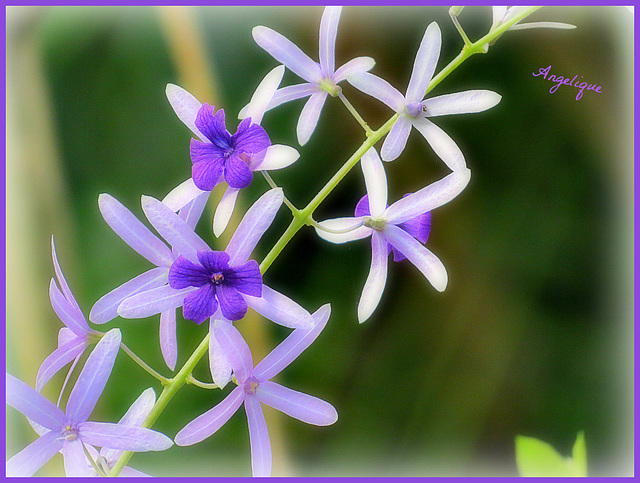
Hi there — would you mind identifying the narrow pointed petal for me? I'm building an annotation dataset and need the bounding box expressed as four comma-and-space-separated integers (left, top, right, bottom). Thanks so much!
333, 56, 376, 83
36, 337, 85, 391
346, 71, 405, 111
385, 168, 471, 225
141, 195, 211, 264
383, 225, 448, 291
79, 422, 173, 451
314, 217, 372, 244
160, 310, 177, 370
163, 178, 206, 213
165, 83, 206, 141
257, 381, 337, 426
509, 21, 577, 30
297, 91, 327, 146
381, 115, 412, 161
179, 190, 210, 230
263, 83, 318, 111
406, 22, 441, 102
492, 6, 508, 26
90, 267, 169, 324
98, 194, 174, 267
503, 6, 529, 24
357, 233, 389, 323
49, 279, 89, 336
63, 438, 91, 477
118, 285, 193, 319
213, 321, 253, 383
361, 148, 387, 216
224, 153, 254, 189
210, 318, 233, 388
50, 236, 80, 311
254, 304, 331, 381
319, 6, 341, 76
6, 431, 64, 477
6, 373, 66, 429
213, 186, 239, 237
226, 188, 284, 265
119, 388, 156, 427
66, 328, 121, 423
217, 285, 248, 321
244, 397, 272, 477
253, 144, 300, 171
243, 65, 285, 126
253, 26, 322, 83
245, 285, 313, 329
175, 386, 244, 446
423, 90, 501, 117
411, 117, 466, 171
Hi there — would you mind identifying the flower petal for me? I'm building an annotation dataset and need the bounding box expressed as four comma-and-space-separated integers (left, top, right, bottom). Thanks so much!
224, 153, 254, 189
213, 186, 239, 237
36, 337, 86, 392
197, 250, 231, 273
383, 224, 448, 291
183, 284, 218, 324
233, 119, 271, 156
179, 190, 210, 230
254, 304, 331, 381
190, 141, 226, 191
319, 6, 341, 76
165, 83, 206, 141
346, 71, 405, 111
163, 178, 206, 213
411, 117, 466, 172
314, 217, 372, 244
98, 193, 174, 267
169, 255, 211, 289
244, 396, 272, 477
50, 236, 80, 311
257, 381, 337, 426
242, 65, 285, 126
63, 438, 91, 476
297, 91, 328, 146
263, 83, 318, 111
49, 278, 89, 336
252, 26, 322, 83
117, 285, 193, 319
79, 422, 173, 451
6, 431, 63, 477
195, 104, 230, 145
423, 90, 502, 117
253, 144, 300, 171
360, 148, 387, 216
213, 319, 253, 383
216, 284, 248, 321
245, 285, 313, 329
6, 373, 66, 429
333, 56, 376, 83
209, 317, 233, 388
509, 21, 577, 30
384, 168, 471, 225
406, 21, 441, 102
225, 260, 262, 297
160, 310, 177, 370
175, 386, 245, 446
381, 115, 413, 162
357, 232, 389, 323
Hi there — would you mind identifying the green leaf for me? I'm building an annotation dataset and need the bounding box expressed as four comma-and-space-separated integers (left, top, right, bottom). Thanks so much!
515, 433, 587, 477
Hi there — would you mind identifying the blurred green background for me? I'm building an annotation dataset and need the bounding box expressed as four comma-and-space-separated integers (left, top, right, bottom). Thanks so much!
6, 6, 634, 477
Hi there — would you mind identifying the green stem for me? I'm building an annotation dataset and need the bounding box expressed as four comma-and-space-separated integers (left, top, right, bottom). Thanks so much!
338, 92, 373, 135
451, 15, 472, 47
261, 171, 299, 215
120, 343, 170, 385
187, 374, 219, 390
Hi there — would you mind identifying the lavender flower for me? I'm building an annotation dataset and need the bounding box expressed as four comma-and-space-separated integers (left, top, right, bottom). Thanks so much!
175, 305, 337, 477
249, 6, 375, 145
315, 148, 470, 323
6, 329, 173, 477
165, 66, 300, 236
347, 22, 501, 168
491, 6, 576, 33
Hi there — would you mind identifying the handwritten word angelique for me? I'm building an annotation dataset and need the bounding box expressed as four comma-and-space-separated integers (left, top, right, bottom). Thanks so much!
533, 65, 602, 100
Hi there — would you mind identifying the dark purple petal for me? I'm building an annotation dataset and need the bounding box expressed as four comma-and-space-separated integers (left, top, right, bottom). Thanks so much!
233, 118, 271, 155
354, 194, 371, 217
169, 256, 210, 289
190, 140, 225, 191
6, 431, 64, 477
224, 153, 253, 189
182, 284, 218, 324
216, 284, 248, 321
195, 104, 231, 147
197, 250, 230, 273
225, 260, 262, 297
6, 373, 66, 429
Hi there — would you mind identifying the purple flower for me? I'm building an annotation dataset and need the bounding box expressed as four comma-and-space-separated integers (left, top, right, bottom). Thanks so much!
249, 6, 375, 145
315, 148, 471, 323
165, 66, 300, 236
347, 22, 501, 167
175, 305, 337, 477
37, 237, 102, 392
6, 329, 173, 477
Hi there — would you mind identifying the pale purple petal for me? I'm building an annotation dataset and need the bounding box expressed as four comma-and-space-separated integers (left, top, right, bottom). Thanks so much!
165, 83, 206, 141
423, 90, 501, 117
90, 267, 169, 324
361, 148, 387, 216
209, 318, 233, 388
411, 117, 466, 171
244, 396, 271, 477
6, 373, 66, 429
264, 83, 318, 111
58, 326, 77, 346
245, 285, 313, 329
381, 113, 412, 162
118, 285, 192, 319
163, 178, 206, 213
254, 304, 331, 381
213, 186, 239, 237
63, 438, 91, 477
383, 224, 448, 291
119, 467, 151, 477
79, 422, 173, 451
253, 144, 300, 171
314, 217, 372, 244
252, 26, 322, 83
319, 6, 341, 76
297, 91, 328, 146
179, 190, 210, 230
216, 285, 248, 321
243, 65, 285, 126
256, 381, 337, 426
98, 194, 174, 267
183, 284, 218, 324
503, 6, 529, 24
117, 388, 156, 427
36, 337, 86, 392
492, 6, 508, 26
49, 279, 89, 336
66, 329, 121, 423
6, 431, 64, 477
333, 56, 376, 83
406, 22, 441, 102
346, 71, 405, 111
385, 168, 471, 225
509, 21, 577, 30
213, 322, 253, 383
175, 386, 245, 445
226, 187, 284, 266
357, 232, 389, 324
141, 195, 211, 264
160, 310, 177, 370
50, 236, 80, 311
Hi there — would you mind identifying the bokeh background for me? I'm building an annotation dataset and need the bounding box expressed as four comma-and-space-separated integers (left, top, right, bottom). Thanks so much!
6, 5, 634, 477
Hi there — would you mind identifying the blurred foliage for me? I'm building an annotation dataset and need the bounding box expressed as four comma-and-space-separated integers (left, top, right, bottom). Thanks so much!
515, 432, 587, 476
6, 5, 633, 477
